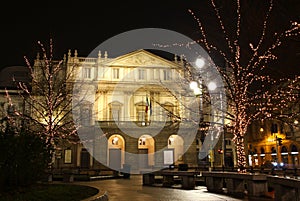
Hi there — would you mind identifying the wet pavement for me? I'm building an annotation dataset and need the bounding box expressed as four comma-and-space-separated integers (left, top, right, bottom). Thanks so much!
77, 175, 249, 201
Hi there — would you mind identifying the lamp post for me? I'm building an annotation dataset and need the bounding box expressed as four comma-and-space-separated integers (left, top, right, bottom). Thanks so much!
190, 58, 226, 171
190, 58, 206, 169
194, 58, 205, 124
207, 82, 216, 171
208, 81, 226, 170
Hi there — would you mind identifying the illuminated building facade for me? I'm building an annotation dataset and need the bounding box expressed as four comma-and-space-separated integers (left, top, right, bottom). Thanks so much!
62, 49, 206, 173
247, 119, 300, 169
0, 49, 236, 174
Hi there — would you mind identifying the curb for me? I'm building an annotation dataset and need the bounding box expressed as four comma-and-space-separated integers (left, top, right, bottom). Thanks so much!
89, 191, 109, 201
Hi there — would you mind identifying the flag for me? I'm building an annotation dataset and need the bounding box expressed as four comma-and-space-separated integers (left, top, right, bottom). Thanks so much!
149, 98, 152, 116
145, 96, 149, 113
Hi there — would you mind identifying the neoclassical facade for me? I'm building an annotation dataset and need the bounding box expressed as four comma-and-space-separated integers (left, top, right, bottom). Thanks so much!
0, 49, 236, 174
64, 49, 206, 173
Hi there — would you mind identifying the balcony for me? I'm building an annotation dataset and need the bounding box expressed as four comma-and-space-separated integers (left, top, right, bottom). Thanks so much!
96, 120, 180, 128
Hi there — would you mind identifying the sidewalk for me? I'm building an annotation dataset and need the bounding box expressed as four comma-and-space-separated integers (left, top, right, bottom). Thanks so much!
75, 175, 248, 201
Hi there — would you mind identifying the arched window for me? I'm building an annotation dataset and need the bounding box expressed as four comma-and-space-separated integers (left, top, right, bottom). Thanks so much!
260, 147, 265, 156
281, 146, 288, 155
163, 102, 174, 122
253, 148, 258, 156
291, 145, 298, 155
271, 147, 276, 155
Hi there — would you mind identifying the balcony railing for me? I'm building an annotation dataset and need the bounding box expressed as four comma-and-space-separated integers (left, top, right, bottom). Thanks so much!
96, 120, 181, 128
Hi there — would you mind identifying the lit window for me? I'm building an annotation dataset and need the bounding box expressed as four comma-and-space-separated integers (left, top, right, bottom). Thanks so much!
163, 69, 171, 80
138, 69, 146, 80
138, 110, 145, 122
139, 137, 146, 145
83, 68, 91, 79
109, 102, 121, 122
99, 68, 105, 78
64, 149, 72, 163
112, 136, 119, 145
155, 69, 160, 80
168, 136, 174, 145
113, 68, 120, 79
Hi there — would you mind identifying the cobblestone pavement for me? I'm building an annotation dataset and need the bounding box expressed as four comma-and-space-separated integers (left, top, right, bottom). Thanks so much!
77, 175, 250, 201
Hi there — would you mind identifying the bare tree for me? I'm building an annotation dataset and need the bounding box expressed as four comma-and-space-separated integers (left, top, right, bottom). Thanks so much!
16, 40, 80, 154
186, 0, 300, 171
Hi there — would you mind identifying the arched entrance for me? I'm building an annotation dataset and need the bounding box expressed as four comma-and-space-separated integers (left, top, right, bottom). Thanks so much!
271, 147, 277, 162
138, 135, 155, 170
168, 135, 184, 165
108, 134, 125, 171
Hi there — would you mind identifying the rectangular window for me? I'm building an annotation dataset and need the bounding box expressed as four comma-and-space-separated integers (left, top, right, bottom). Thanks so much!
113, 68, 120, 79
81, 107, 91, 126
163, 69, 171, 80
225, 139, 231, 146
155, 69, 160, 80
110, 108, 120, 121
138, 69, 146, 80
64, 149, 72, 163
99, 67, 105, 78
138, 110, 145, 122
83, 68, 91, 79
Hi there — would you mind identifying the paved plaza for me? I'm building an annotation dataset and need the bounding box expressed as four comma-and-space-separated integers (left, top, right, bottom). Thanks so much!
76, 175, 254, 201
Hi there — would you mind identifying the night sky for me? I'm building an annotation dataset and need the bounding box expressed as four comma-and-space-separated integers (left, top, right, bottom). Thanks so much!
1, 1, 299, 77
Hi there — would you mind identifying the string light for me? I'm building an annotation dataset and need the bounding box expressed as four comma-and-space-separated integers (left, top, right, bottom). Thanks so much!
184, 1, 299, 172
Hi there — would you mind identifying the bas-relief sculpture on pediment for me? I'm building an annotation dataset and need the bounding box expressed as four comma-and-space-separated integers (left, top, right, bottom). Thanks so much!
107, 52, 176, 67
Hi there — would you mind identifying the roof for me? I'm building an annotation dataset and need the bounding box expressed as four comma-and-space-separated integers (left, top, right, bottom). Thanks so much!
0, 66, 30, 89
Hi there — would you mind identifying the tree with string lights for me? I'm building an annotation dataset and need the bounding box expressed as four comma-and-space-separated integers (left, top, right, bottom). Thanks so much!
186, 0, 300, 171
268, 75, 300, 127
16, 39, 83, 168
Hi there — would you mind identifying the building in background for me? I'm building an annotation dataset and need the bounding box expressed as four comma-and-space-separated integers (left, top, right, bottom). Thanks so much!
0, 66, 30, 128
247, 118, 300, 169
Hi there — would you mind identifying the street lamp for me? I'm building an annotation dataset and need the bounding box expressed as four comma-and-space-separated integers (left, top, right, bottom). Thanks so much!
191, 58, 226, 171
189, 80, 203, 123
207, 82, 217, 91
195, 58, 204, 123
190, 57, 206, 169
195, 58, 205, 69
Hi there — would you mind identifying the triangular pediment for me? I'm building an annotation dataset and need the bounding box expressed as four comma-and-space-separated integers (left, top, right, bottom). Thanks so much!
106, 49, 180, 68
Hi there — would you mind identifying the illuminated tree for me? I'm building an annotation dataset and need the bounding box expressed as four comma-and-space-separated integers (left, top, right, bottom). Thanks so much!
267, 75, 300, 126
186, 0, 300, 171
16, 39, 81, 159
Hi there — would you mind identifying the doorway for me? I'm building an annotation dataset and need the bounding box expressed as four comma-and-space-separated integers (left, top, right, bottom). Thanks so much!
109, 148, 121, 171
138, 149, 149, 169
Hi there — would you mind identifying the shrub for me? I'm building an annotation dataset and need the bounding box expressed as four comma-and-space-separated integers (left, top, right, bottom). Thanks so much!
0, 126, 52, 191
